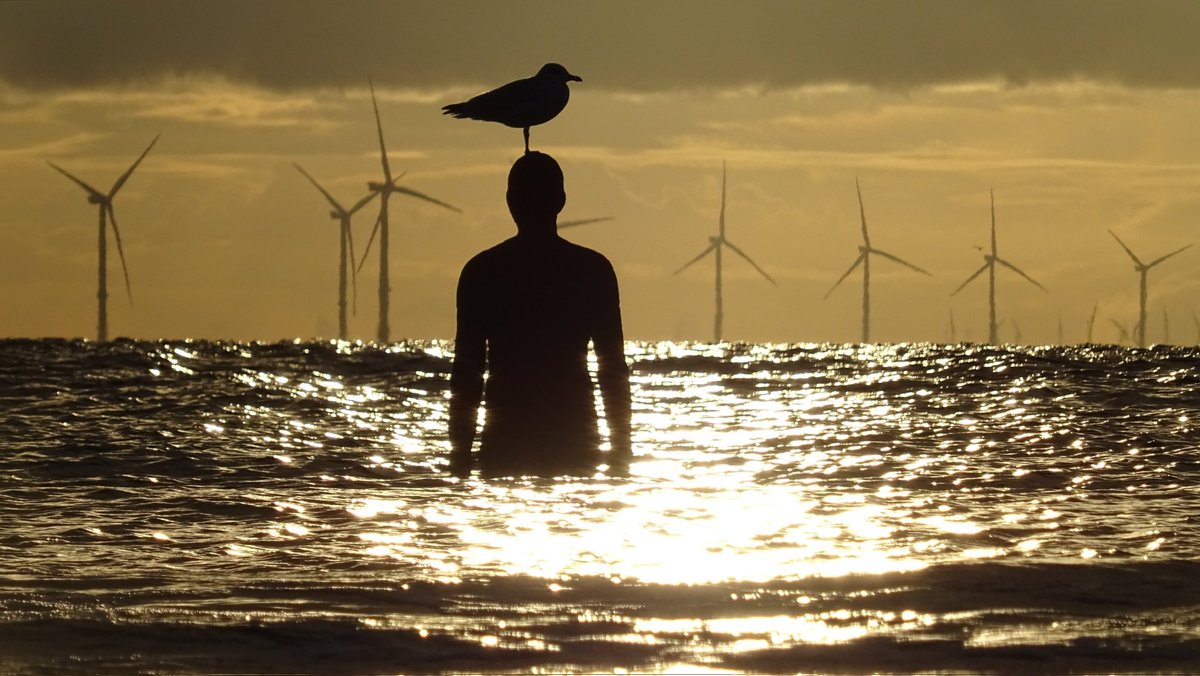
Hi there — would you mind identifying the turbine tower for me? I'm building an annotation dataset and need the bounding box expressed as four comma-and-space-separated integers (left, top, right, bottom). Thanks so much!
359, 78, 461, 343
1086, 302, 1099, 343
294, 163, 378, 340
47, 134, 159, 342
674, 162, 776, 342
824, 178, 930, 343
1107, 230, 1191, 348
951, 191, 1046, 344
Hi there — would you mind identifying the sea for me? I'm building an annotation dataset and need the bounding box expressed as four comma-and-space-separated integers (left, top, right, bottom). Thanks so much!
1, 338, 1199, 674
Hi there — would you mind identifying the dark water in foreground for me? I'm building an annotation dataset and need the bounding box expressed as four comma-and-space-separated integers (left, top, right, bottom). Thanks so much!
1, 338, 1199, 674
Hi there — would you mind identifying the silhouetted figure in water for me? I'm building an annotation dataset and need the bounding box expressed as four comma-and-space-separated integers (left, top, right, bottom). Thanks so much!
449, 152, 631, 476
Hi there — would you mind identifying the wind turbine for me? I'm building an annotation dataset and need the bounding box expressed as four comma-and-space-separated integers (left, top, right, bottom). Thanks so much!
47, 134, 159, 342
947, 308, 957, 343
673, 162, 776, 342
559, 216, 614, 229
294, 163, 378, 340
951, 191, 1047, 344
1107, 230, 1191, 348
825, 179, 930, 343
1192, 310, 1199, 345
1086, 303, 1098, 343
1109, 318, 1131, 346
358, 78, 461, 343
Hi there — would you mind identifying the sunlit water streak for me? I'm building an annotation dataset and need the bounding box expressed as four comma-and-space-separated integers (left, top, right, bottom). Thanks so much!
1, 338, 1199, 673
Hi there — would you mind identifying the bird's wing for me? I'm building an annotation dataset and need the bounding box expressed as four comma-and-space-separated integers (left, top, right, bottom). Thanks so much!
442, 77, 545, 126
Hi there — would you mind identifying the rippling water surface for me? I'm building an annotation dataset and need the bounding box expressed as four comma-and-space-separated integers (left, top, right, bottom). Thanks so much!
2, 338, 1199, 673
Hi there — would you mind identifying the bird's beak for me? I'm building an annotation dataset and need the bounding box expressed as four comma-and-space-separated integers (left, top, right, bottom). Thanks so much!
570, 74, 583, 82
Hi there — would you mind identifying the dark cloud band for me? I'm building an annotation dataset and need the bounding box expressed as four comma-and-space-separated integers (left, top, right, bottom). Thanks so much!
2, 0, 1198, 91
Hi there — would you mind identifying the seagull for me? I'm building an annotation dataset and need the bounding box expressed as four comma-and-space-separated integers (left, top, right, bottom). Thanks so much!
441, 63, 582, 153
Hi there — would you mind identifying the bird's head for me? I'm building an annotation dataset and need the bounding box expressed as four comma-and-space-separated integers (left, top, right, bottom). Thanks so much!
538, 63, 582, 83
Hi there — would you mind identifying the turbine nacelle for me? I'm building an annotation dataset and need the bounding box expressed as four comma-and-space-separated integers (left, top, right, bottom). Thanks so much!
87, 194, 109, 206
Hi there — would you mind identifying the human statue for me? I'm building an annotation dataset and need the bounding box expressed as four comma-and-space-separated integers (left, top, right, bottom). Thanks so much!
448, 151, 631, 476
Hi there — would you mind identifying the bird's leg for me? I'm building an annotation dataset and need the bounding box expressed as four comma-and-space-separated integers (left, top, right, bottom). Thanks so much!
523, 127, 530, 154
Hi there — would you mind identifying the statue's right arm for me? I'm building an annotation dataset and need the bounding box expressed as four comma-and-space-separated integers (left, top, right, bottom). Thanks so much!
449, 261, 486, 472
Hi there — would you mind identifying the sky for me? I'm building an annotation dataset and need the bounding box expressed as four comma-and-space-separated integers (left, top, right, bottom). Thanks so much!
3, 0, 1200, 344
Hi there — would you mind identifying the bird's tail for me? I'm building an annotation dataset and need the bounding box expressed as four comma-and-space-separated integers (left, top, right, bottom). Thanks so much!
441, 102, 469, 118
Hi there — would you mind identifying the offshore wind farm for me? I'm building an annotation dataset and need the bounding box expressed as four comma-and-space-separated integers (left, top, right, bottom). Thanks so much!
6, 4, 1200, 675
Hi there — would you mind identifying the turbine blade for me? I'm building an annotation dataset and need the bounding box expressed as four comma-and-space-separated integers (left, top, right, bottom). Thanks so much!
1107, 230, 1143, 266
108, 133, 160, 198
989, 189, 997, 256
47, 162, 104, 198
951, 261, 990, 296
347, 190, 380, 216
673, 242, 717, 276
559, 216, 614, 229
825, 252, 865, 299
346, 223, 359, 316
369, 77, 392, 182
872, 248, 931, 275
856, 177, 869, 247
1147, 243, 1192, 268
390, 181, 462, 214
106, 204, 133, 306
719, 161, 727, 239
293, 162, 345, 214
724, 239, 777, 285
995, 257, 1047, 292
357, 210, 382, 274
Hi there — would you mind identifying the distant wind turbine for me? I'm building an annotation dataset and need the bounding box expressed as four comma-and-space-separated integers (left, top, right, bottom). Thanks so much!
1192, 310, 1199, 345
1109, 318, 1131, 346
674, 162, 776, 342
1107, 230, 1191, 348
294, 163, 378, 340
824, 179, 930, 343
47, 134, 159, 342
951, 191, 1047, 344
947, 308, 957, 343
559, 216, 614, 230
358, 78, 461, 343
1086, 303, 1099, 343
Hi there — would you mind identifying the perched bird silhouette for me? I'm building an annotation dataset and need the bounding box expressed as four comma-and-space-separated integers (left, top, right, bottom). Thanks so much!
442, 63, 582, 153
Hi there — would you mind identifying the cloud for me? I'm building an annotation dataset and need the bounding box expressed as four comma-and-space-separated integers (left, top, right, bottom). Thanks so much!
1, 1, 1199, 92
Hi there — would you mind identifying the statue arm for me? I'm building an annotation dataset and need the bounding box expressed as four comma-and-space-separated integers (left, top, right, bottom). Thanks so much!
449, 263, 486, 472
594, 260, 632, 464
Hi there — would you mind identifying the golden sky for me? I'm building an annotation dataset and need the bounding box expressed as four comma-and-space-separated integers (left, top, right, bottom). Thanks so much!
3, 0, 1200, 343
